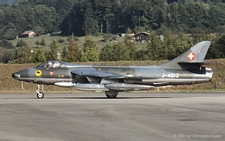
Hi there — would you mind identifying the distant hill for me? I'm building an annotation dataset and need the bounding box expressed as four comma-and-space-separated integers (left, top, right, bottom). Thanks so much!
0, 0, 19, 4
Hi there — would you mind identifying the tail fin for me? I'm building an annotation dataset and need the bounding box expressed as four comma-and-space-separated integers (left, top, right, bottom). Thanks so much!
159, 41, 211, 69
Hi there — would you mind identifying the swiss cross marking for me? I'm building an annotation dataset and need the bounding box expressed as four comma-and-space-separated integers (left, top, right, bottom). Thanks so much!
187, 52, 195, 61
50, 72, 54, 76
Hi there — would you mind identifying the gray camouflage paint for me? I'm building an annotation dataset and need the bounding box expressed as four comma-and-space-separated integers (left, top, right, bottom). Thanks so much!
12, 41, 213, 98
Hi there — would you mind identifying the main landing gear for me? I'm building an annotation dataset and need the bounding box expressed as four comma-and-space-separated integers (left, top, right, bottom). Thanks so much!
36, 84, 44, 99
105, 91, 118, 98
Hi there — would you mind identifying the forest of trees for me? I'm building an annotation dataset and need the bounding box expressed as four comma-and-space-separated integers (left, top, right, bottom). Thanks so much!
0, 0, 225, 63
60, 0, 225, 36
0, 0, 225, 39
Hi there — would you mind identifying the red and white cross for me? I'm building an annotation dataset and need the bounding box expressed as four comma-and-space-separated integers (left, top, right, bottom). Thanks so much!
187, 52, 195, 61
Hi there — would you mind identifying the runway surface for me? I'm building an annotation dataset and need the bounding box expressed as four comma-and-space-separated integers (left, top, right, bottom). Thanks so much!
0, 92, 224, 141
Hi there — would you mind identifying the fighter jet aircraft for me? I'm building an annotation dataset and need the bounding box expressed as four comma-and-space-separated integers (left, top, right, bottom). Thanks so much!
12, 41, 213, 99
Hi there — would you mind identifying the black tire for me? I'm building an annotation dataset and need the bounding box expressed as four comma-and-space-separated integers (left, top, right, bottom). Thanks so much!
37, 92, 44, 99
105, 91, 118, 98
106, 94, 117, 98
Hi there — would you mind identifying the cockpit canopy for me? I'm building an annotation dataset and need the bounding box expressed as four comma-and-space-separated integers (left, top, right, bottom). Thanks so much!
36, 60, 67, 68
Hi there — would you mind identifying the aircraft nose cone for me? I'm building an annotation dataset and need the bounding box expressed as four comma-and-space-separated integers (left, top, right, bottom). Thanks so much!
12, 73, 20, 78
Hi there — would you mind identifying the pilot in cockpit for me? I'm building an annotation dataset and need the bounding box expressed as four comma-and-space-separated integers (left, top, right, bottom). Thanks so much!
53, 61, 60, 68
47, 61, 53, 68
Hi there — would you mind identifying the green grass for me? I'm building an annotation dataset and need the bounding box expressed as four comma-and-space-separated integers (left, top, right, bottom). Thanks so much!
9, 33, 147, 54
10, 33, 106, 52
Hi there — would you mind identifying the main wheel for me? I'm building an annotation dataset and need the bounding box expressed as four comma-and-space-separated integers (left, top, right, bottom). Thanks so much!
37, 92, 44, 99
105, 91, 118, 98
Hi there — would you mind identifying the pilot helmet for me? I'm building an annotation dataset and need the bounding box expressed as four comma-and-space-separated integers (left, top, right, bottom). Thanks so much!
48, 61, 53, 67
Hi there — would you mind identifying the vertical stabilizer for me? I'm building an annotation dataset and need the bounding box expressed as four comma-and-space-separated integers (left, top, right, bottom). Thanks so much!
159, 41, 211, 69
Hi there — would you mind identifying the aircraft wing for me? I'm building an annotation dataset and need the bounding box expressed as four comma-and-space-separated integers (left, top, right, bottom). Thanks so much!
70, 70, 125, 79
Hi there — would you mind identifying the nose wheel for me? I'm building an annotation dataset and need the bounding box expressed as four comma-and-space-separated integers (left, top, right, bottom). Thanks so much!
37, 92, 44, 99
36, 84, 44, 99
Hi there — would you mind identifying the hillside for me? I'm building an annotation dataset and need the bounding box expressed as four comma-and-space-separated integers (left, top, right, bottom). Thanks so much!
1, 0, 225, 40
10, 33, 106, 50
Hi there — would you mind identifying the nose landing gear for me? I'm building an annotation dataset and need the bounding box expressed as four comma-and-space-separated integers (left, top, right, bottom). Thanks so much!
36, 84, 44, 99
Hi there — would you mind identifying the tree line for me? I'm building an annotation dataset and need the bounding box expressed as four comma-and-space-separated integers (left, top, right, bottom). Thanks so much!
0, 0, 225, 39
9, 34, 98, 63
0, 29, 223, 64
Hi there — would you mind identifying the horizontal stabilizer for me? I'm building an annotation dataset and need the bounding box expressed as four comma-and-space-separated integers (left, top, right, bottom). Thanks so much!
178, 62, 214, 65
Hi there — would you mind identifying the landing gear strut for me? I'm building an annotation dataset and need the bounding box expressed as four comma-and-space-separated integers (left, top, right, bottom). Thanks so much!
105, 91, 118, 98
36, 84, 44, 99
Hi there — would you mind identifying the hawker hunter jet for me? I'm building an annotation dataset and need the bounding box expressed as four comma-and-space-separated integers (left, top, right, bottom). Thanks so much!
12, 41, 213, 99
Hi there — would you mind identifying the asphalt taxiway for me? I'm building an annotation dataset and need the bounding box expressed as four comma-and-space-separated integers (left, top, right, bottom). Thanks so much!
0, 93, 224, 141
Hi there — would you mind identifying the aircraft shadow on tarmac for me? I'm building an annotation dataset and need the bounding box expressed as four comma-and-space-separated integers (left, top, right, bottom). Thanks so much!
45, 96, 172, 99
0, 96, 172, 100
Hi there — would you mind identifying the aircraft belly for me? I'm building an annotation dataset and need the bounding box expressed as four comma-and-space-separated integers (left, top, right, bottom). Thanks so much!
72, 83, 155, 91
19, 77, 72, 84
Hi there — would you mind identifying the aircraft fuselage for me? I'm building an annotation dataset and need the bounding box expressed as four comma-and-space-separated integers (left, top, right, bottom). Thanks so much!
13, 65, 213, 86
12, 41, 214, 98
